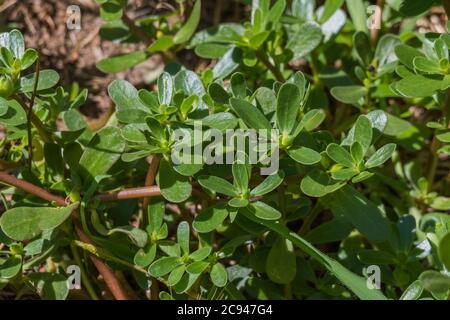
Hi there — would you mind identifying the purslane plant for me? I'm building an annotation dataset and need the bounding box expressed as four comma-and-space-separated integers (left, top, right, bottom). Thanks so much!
0, 0, 450, 301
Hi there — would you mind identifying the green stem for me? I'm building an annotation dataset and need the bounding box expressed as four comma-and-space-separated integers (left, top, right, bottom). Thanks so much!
0, 192, 9, 210
70, 243, 100, 300
427, 90, 450, 192
26, 56, 40, 168
142, 155, 161, 226
426, 136, 440, 193
241, 210, 329, 262
29, 112, 53, 143
310, 51, 321, 84
14, 95, 53, 144
277, 184, 286, 217
22, 244, 57, 270
298, 202, 323, 235
255, 50, 285, 82
121, 13, 152, 46
73, 240, 147, 274
121, 12, 177, 62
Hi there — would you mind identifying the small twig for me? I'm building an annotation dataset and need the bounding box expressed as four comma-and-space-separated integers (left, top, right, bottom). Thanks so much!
70, 25, 101, 61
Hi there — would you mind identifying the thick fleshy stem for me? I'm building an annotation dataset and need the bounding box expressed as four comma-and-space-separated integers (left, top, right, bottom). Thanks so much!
93, 185, 161, 202
142, 156, 161, 220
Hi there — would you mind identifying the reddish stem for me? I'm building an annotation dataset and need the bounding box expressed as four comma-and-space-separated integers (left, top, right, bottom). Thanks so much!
94, 185, 161, 202
0, 171, 129, 300
143, 156, 161, 216
0, 172, 68, 206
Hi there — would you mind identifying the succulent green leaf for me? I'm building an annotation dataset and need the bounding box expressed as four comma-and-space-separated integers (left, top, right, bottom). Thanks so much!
365, 143, 396, 168
96, 51, 147, 73
326, 143, 354, 167
0, 256, 22, 279
229, 98, 272, 130
250, 171, 285, 197
248, 201, 282, 220
173, 0, 201, 44
0, 203, 79, 241
277, 83, 301, 135
79, 127, 126, 180
287, 146, 322, 165
197, 175, 239, 197
158, 72, 174, 105
157, 159, 192, 203
148, 256, 183, 277
193, 204, 229, 233
210, 262, 227, 287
